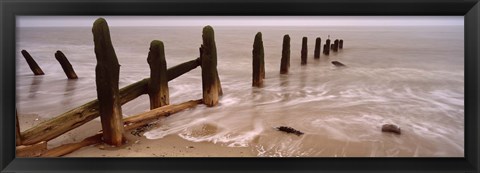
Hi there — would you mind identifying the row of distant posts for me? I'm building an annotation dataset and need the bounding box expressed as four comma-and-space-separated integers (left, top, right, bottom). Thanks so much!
253, 33, 344, 87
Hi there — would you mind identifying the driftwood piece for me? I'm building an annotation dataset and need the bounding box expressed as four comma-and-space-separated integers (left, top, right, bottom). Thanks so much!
280, 34, 290, 74
252, 32, 264, 87
21, 50, 45, 75
55, 50, 78, 79
276, 126, 304, 136
16, 111, 22, 146
301, 37, 308, 65
41, 100, 202, 157
147, 40, 169, 109
16, 141, 47, 157
314, 37, 321, 59
200, 26, 219, 107
20, 59, 199, 145
92, 17, 125, 146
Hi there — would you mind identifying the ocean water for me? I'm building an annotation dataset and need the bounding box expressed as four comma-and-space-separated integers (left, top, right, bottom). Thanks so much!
16, 25, 464, 157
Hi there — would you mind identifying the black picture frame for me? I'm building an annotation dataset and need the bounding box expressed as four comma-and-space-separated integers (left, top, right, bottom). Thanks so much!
1, 0, 479, 172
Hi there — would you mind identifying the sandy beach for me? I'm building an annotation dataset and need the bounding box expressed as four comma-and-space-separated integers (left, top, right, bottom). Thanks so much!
18, 114, 256, 157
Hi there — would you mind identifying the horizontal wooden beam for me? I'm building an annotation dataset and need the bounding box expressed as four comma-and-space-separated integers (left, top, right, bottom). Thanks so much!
41, 99, 202, 157
21, 59, 200, 145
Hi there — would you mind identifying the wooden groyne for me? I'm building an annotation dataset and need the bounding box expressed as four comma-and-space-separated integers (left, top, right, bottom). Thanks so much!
16, 18, 348, 156
16, 19, 223, 156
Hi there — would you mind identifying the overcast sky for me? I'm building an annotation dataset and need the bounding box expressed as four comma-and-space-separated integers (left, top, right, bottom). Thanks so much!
17, 16, 463, 27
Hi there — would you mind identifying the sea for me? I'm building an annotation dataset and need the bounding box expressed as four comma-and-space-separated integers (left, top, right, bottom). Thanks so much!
16, 25, 464, 157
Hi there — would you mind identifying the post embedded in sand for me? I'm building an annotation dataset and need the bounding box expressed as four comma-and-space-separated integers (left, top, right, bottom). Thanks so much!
252, 32, 265, 87
16, 110, 22, 146
200, 26, 220, 107
92, 18, 125, 146
147, 40, 169, 109
333, 39, 339, 52
324, 39, 331, 55
314, 37, 321, 59
280, 34, 290, 74
21, 50, 44, 75
301, 37, 308, 65
54, 50, 78, 79
339, 39, 344, 49
331, 44, 334, 51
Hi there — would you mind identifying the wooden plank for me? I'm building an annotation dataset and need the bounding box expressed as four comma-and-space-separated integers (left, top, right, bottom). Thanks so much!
20, 59, 199, 145
55, 50, 78, 79
147, 40, 169, 109
16, 141, 47, 157
92, 17, 125, 146
41, 99, 202, 157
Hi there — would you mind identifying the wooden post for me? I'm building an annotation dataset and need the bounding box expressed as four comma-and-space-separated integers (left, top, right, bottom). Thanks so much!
252, 32, 264, 87
301, 37, 308, 65
16, 111, 22, 146
92, 18, 124, 146
147, 40, 169, 109
339, 39, 343, 49
200, 26, 219, 107
21, 50, 44, 75
333, 39, 339, 52
54, 51, 78, 79
314, 37, 321, 59
324, 39, 331, 55
280, 34, 290, 74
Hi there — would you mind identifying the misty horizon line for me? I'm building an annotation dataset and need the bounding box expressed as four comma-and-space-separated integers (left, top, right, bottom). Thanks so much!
18, 24, 463, 27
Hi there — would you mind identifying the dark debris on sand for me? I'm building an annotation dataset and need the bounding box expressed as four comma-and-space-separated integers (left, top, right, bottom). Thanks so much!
276, 126, 304, 136
331, 61, 346, 67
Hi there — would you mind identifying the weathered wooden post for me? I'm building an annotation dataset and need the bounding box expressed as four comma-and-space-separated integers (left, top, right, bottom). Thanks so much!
252, 32, 264, 87
200, 26, 220, 107
333, 39, 339, 52
324, 39, 331, 55
16, 111, 22, 146
92, 18, 124, 146
314, 37, 321, 59
21, 50, 44, 75
280, 34, 290, 74
54, 51, 78, 79
339, 39, 344, 49
301, 37, 308, 65
147, 40, 169, 109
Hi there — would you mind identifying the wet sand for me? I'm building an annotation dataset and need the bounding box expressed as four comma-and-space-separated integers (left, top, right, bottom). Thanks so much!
18, 114, 256, 157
